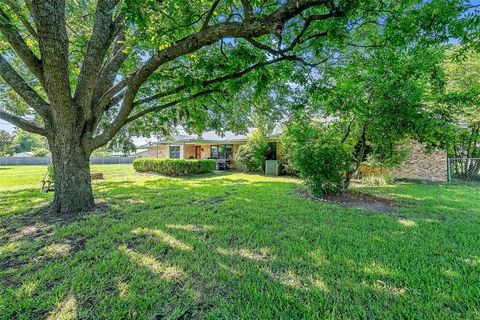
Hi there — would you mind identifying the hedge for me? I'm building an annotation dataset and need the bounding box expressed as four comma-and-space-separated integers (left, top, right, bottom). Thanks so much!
133, 158, 217, 176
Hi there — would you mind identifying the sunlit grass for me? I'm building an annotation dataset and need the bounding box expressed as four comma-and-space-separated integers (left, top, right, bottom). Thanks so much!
0, 165, 479, 318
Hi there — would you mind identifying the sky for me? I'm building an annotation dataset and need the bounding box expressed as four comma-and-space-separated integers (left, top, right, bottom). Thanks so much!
0, 121, 14, 133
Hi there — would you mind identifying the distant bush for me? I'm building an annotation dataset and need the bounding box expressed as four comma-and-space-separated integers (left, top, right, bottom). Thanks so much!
133, 158, 216, 176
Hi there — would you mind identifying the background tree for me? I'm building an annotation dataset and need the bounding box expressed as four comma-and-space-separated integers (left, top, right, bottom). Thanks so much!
0, 129, 13, 155
433, 49, 480, 177
11, 128, 45, 154
0, 0, 467, 212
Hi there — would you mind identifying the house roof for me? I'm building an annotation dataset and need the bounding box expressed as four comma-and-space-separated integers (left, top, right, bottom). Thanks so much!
138, 125, 283, 147
142, 132, 249, 146
14, 152, 33, 157
109, 149, 148, 157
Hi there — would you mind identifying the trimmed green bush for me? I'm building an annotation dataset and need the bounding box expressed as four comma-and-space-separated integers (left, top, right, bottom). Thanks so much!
133, 158, 216, 176
281, 120, 351, 196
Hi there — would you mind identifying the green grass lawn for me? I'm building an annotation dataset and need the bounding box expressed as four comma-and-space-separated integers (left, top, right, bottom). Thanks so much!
0, 165, 479, 319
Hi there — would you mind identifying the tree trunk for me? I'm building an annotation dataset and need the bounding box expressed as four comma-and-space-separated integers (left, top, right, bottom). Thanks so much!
344, 127, 367, 188
49, 137, 94, 214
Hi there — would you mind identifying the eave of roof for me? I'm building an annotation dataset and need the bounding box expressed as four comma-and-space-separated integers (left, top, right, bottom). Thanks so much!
141, 138, 247, 146
139, 136, 282, 148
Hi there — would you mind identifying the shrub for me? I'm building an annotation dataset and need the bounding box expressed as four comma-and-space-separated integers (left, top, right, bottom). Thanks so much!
360, 175, 395, 186
237, 129, 269, 172
133, 158, 216, 176
282, 121, 351, 195
32, 147, 50, 157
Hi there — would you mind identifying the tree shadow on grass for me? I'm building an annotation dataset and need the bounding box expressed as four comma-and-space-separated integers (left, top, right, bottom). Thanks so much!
1, 177, 479, 318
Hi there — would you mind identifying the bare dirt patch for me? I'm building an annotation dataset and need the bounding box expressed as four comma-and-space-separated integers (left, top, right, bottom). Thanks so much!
298, 189, 396, 213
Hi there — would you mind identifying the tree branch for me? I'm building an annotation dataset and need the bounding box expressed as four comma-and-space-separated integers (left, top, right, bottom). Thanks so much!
92, 28, 129, 114
127, 89, 220, 124
130, 0, 331, 87
341, 116, 355, 144
29, 0, 72, 108
201, 0, 221, 31
0, 55, 50, 119
74, 0, 123, 110
85, 85, 139, 152
134, 55, 296, 106
3, 0, 38, 39
240, 0, 253, 21
246, 11, 344, 55
246, 37, 332, 66
0, 8, 43, 83
0, 109, 48, 136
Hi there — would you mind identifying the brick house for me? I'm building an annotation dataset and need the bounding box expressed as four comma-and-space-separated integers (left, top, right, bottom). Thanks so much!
142, 131, 447, 182
142, 130, 280, 170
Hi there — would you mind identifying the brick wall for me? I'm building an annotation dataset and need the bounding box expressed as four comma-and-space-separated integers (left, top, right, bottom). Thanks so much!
185, 144, 196, 159
147, 145, 168, 158
392, 141, 447, 182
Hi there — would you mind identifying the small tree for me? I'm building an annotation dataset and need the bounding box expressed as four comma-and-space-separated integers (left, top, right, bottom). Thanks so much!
237, 129, 269, 172
282, 41, 450, 194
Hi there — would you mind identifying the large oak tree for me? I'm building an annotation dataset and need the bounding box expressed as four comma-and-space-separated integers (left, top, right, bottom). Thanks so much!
0, 0, 467, 213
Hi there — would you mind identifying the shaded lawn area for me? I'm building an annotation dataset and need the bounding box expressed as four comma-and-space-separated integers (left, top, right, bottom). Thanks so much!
1, 165, 479, 319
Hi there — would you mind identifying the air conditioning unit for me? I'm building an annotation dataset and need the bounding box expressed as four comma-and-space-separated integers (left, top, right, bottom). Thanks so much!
265, 160, 280, 176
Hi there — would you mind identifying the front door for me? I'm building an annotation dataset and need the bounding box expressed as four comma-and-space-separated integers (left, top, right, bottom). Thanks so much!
195, 146, 201, 159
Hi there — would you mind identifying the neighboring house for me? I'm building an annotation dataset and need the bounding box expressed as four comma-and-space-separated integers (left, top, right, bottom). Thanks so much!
141, 130, 280, 170
14, 152, 33, 157
110, 148, 149, 158
131, 149, 149, 158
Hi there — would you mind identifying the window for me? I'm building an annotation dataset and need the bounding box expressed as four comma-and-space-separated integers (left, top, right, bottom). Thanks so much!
210, 144, 233, 159
169, 145, 181, 159
211, 145, 218, 159
225, 145, 233, 159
